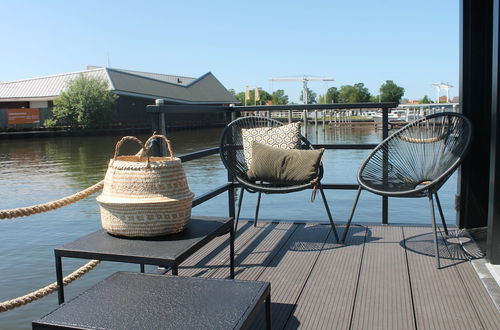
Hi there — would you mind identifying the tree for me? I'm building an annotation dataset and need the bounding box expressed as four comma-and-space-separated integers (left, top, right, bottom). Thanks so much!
234, 91, 246, 104
338, 83, 371, 103
299, 87, 317, 104
317, 87, 340, 104
325, 87, 340, 103
46, 74, 117, 128
420, 95, 433, 104
271, 89, 289, 105
379, 80, 405, 103
257, 89, 272, 105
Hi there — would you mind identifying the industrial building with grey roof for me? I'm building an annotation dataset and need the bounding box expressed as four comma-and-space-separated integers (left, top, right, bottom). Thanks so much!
0, 66, 237, 128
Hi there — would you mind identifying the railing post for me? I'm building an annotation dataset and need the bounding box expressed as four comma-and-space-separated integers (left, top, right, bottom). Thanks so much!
303, 110, 308, 138
150, 99, 167, 157
382, 107, 389, 224
226, 110, 236, 219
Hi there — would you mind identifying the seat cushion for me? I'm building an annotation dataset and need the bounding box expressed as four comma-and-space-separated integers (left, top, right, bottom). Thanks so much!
241, 122, 301, 169
247, 142, 324, 184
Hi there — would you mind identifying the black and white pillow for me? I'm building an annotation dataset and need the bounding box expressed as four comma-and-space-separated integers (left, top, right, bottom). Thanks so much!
241, 122, 301, 169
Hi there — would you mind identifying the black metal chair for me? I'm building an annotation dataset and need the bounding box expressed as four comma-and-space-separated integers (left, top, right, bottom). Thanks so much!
341, 112, 472, 268
219, 116, 339, 242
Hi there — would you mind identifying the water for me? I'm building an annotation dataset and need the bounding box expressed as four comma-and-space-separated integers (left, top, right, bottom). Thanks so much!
0, 125, 458, 328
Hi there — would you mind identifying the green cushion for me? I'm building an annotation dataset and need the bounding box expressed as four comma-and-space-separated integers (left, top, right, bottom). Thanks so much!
247, 142, 324, 184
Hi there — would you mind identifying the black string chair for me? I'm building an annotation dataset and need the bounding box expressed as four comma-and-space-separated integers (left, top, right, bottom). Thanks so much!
219, 116, 339, 242
341, 112, 472, 268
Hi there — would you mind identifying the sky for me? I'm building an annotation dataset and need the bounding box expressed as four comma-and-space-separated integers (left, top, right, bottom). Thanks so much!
1, 0, 459, 103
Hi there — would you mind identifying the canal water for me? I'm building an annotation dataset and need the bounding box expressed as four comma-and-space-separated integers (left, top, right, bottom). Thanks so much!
0, 125, 458, 329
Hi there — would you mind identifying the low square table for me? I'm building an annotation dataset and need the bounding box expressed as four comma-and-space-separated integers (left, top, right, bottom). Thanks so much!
54, 216, 234, 304
33, 272, 271, 330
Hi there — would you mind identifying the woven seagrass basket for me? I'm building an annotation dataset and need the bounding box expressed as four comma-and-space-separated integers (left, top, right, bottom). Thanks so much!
96, 135, 194, 237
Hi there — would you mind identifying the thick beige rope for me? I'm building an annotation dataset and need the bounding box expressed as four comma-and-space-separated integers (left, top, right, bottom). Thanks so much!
399, 134, 446, 144
0, 180, 104, 220
0, 259, 101, 312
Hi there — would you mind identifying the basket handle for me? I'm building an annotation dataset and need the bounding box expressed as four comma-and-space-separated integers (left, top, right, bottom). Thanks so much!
145, 134, 174, 159
113, 136, 147, 160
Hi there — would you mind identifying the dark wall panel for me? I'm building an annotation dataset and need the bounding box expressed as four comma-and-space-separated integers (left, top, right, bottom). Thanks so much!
459, 0, 493, 228
487, 0, 500, 263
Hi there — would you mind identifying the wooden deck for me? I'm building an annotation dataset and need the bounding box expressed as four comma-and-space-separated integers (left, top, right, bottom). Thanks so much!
176, 221, 500, 329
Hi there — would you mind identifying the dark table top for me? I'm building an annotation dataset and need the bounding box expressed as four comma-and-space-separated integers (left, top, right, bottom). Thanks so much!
33, 272, 269, 330
55, 216, 233, 266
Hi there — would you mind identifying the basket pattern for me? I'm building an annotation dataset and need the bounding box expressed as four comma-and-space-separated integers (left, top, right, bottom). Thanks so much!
96, 135, 194, 237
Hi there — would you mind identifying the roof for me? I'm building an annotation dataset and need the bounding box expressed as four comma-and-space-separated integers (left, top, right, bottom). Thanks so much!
0, 68, 109, 101
0, 67, 237, 104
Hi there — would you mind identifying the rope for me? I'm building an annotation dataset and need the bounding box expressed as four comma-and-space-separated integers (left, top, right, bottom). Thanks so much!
0, 180, 104, 220
398, 133, 446, 144
0, 259, 101, 313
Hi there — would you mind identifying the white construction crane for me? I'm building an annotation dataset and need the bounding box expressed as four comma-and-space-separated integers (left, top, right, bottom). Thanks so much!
269, 76, 334, 104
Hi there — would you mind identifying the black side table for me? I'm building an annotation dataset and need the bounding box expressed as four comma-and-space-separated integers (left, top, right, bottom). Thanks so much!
55, 216, 234, 303
33, 272, 271, 330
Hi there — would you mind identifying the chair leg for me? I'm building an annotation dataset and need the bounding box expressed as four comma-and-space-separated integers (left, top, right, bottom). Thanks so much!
254, 192, 262, 227
235, 188, 245, 231
318, 183, 339, 242
341, 187, 362, 244
434, 192, 449, 236
428, 193, 441, 269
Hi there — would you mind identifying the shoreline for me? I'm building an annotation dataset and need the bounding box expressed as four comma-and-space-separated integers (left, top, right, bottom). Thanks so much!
0, 123, 226, 139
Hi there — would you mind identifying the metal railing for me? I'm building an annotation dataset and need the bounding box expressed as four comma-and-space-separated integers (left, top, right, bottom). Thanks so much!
147, 102, 397, 225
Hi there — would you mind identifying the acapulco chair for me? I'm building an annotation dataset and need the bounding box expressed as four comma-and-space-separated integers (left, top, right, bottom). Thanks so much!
219, 116, 339, 242
340, 112, 472, 268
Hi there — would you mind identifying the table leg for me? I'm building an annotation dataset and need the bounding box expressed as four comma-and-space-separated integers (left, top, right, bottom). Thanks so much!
55, 255, 64, 304
171, 265, 178, 276
140, 264, 145, 273
230, 224, 235, 279
265, 292, 272, 330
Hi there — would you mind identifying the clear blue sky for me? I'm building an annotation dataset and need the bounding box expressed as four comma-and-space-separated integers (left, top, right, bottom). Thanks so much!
1, 0, 459, 103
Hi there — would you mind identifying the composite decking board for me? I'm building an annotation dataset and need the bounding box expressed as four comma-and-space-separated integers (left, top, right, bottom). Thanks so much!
287, 225, 365, 330
252, 223, 331, 330
137, 221, 500, 329
350, 226, 415, 330
210, 222, 298, 280
176, 221, 259, 277
440, 230, 500, 329
403, 226, 482, 330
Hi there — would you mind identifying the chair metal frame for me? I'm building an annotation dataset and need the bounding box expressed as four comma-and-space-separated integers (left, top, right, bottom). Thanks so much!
219, 116, 339, 242
340, 112, 472, 268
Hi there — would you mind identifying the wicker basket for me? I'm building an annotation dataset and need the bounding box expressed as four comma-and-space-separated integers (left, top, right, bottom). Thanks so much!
96, 135, 194, 237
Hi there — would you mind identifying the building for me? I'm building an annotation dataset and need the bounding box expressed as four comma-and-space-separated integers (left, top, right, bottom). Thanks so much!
0, 66, 238, 129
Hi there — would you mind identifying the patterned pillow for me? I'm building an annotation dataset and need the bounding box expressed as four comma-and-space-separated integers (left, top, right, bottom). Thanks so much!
241, 122, 301, 169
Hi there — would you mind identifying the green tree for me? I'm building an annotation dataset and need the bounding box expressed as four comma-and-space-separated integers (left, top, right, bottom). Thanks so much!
299, 87, 317, 104
325, 87, 340, 103
379, 80, 405, 103
420, 95, 433, 104
338, 83, 371, 103
234, 91, 246, 104
271, 89, 289, 105
46, 74, 117, 128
